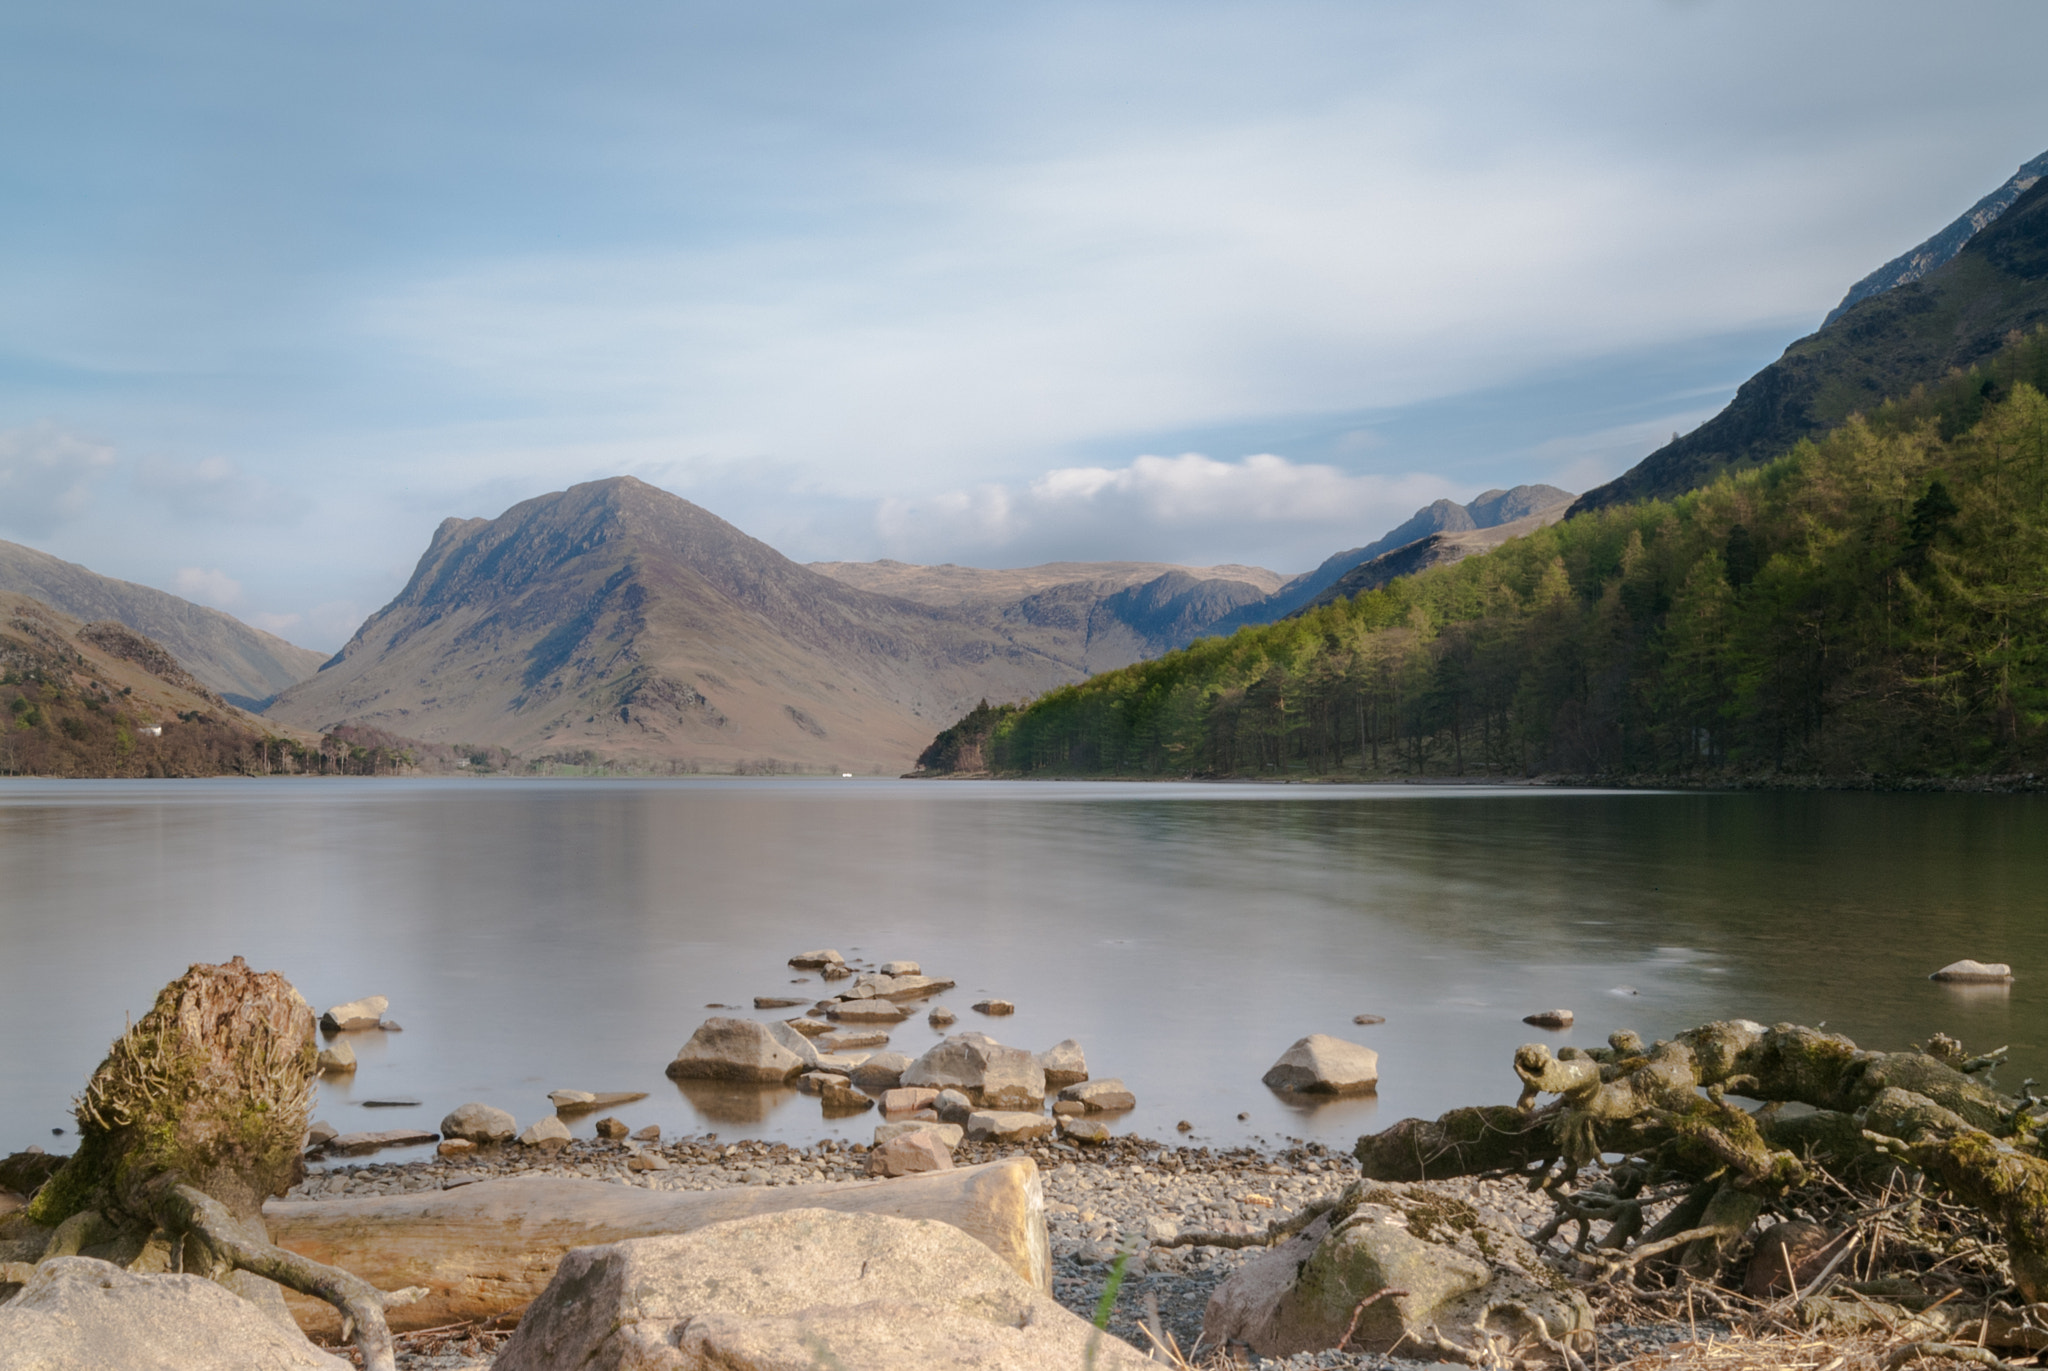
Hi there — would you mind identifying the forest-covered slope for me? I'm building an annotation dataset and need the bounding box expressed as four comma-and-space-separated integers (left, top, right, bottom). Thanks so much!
923, 329, 2048, 782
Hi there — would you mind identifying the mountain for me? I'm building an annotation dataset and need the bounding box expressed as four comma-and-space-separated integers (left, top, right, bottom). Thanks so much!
1203, 484, 1574, 630
1573, 157, 2048, 516
0, 540, 326, 709
1299, 504, 1572, 611
263, 478, 1279, 772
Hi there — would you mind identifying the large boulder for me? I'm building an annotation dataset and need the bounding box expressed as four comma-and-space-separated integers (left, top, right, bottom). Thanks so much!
867, 1131, 954, 1177
493, 1208, 1152, 1371
0, 1256, 348, 1370
440, 1102, 517, 1144
1262, 1035, 1379, 1094
1202, 1181, 1592, 1360
903, 1034, 1046, 1109
667, 1017, 806, 1083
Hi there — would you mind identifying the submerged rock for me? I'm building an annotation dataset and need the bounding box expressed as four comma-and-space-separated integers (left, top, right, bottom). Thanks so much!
1262, 1035, 1379, 1094
1522, 1009, 1574, 1029
1930, 959, 2014, 983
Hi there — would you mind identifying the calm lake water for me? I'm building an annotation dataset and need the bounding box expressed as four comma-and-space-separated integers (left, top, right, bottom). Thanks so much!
2, 778, 2044, 1160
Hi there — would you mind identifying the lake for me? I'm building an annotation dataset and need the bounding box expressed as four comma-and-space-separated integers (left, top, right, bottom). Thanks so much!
1, 778, 2043, 1161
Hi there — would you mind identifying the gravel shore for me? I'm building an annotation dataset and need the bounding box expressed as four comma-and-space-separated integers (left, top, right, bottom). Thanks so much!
296, 1131, 1702, 1369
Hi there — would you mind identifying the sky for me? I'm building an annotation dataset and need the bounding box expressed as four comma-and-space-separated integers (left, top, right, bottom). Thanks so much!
1, 3, 2046, 650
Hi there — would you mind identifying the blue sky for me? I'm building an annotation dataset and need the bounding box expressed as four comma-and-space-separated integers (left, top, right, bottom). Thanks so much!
2, 3, 2046, 649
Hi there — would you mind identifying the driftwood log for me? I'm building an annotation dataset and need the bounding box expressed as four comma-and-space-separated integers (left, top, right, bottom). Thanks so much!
1354, 1020, 2048, 1297
3, 959, 417, 1370
264, 1157, 1050, 1335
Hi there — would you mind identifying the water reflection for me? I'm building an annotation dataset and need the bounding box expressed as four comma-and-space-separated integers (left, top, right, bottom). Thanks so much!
670, 1078, 802, 1125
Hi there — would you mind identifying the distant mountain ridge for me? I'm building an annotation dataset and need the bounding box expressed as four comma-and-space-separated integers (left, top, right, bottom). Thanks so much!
0, 539, 326, 708
1574, 155, 2048, 516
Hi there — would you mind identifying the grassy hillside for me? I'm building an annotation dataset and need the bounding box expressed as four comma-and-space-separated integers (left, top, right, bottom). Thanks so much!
937, 329, 2048, 783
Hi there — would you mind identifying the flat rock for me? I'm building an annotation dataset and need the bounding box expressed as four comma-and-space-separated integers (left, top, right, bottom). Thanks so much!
1522, 1009, 1574, 1029
879, 960, 921, 976
320, 994, 387, 1032
966, 1110, 1054, 1143
849, 1051, 913, 1092
882, 1086, 941, 1114
753, 996, 809, 1009
873, 1120, 965, 1150
867, 1130, 954, 1177
821, 1028, 891, 1051
903, 1034, 1046, 1109
1037, 1039, 1089, 1090
667, 1017, 806, 1083
876, 975, 956, 1001
315, 1040, 356, 1074
520, 1116, 572, 1151
1058, 1117, 1111, 1144
972, 998, 1015, 1015
826, 999, 911, 1024
1352, 1014, 1386, 1025
548, 1090, 650, 1113
1262, 1034, 1379, 1094
326, 1128, 440, 1155
798, 1071, 851, 1095
0, 1257, 349, 1370
1931, 959, 2014, 983
781, 1017, 834, 1038
813, 1051, 873, 1074
438, 1138, 476, 1158
440, 1102, 517, 1144
788, 949, 844, 969
1057, 1078, 1134, 1112
492, 1207, 1149, 1371
765, 1019, 823, 1071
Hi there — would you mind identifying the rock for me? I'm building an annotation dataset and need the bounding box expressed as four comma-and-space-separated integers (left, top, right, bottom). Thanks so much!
813, 1050, 873, 1074
781, 1016, 834, 1038
627, 1152, 671, 1172
880, 960, 921, 976
1931, 959, 2015, 983
929, 1006, 958, 1027
440, 1102, 518, 1144
867, 1130, 955, 1177
1745, 1220, 1844, 1297
304, 1120, 338, 1147
595, 1116, 629, 1140
360, 1098, 420, 1108
1143, 1215, 1179, 1244
1037, 1039, 1088, 1090
1262, 1035, 1379, 1094
323, 1128, 441, 1156
1176, 1120, 1192, 1131
883, 1086, 941, 1114
819, 1078, 875, 1113
821, 1028, 891, 1051
788, 949, 844, 969
315, 1040, 356, 1074
379, 1019, 404, 1031
819, 963, 853, 981
798, 1071, 851, 1095
1352, 1014, 1386, 1026
764, 1019, 823, 1070
875, 975, 956, 1001
849, 1051, 913, 1091
633, 1124, 662, 1142
874, 1120, 965, 1151
972, 998, 1015, 1015
1052, 1100, 1085, 1117
491, 1208, 1149, 1371
0, 1257, 349, 1370
754, 996, 809, 1009
320, 995, 387, 1032
546, 1089, 651, 1113
1203, 1180, 1593, 1359
438, 1138, 476, 1158
903, 1034, 1047, 1109
933, 1089, 974, 1124
521, 1116, 572, 1151
1058, 1118, 1111, 1144
966, 1110, 1054, 1143
1523, 1009, 1575, 1029
1057, 1078, 1135, 1112
667, 1017, 807, 1082
826, 999, 910, 1024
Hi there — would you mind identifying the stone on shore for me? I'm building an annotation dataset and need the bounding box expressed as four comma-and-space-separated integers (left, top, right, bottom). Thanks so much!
1057, 1078, 1135, 1112
1930, 959, 2014, 983
627, 1152, 670, 1172
595, 1117, 629, 1140
0, 1257, 349, 1371
867, 1130, 955, 1177
1261, 1035, 1379, 1094
880, 959, 921, 976
903, 1034, 1046, 1109
491, 1208, 1149, 1371
788, 949, 844, 969
667, 1017, 806, 1082
821, 1028, 891, 1051
1058, 1117, 1111, 1144
826, 998, 911, 1024
874, 1120, 965, 1150
440, 1102, 518, 1144
1037, 1039, 1088, 1089
1203, 1180, 1592, 1358
632, 1124, 661, 1142
933, 1088, 974, 1124
437, 1138, 475, 1157
849, 1051, 913, 1092
324, 1128, 441, 1156
304, 1119, 338, 1147
520, 1116, 572, 1151
1523, 1009, 1574, 1029
315, 1040, 356, 1074
320, 994, 387, 1032
972, 998, 1015, 1015
883, 1086, 940, 1114
966, 1110, 1054, 1143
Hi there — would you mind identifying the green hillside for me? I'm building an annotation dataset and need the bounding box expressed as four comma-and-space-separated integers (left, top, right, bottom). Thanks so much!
925, 329, 2048, 783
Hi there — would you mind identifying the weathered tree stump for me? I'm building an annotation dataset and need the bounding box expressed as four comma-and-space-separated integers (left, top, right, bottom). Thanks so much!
8, 958, 412, 1370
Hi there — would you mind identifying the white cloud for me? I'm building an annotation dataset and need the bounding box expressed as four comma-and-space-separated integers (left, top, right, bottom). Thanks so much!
0, 424, 116, 537
171, 566, 244, 608
247, 610, 301, 633
874, 452, 1462, 571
